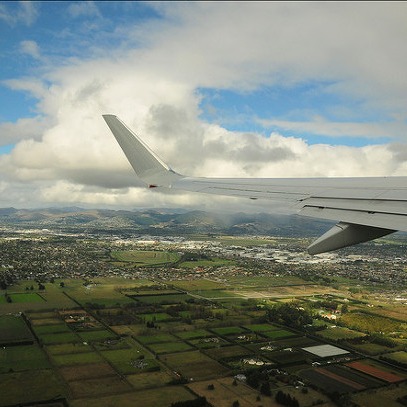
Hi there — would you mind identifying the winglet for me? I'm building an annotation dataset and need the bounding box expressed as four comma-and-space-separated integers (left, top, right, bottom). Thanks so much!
103, 115, 182, 187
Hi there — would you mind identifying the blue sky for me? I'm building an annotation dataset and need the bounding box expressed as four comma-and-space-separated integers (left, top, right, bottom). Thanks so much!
0, 1, 406, 208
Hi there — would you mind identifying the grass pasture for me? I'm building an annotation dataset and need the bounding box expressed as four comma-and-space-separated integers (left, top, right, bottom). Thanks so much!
59, 362, 117, 381
32, 323, 71, 335
0, 369, 67, 407
210, 326, 248, 336
46, 342, 93, 355
133, 294, 191, 304
147, 341, 194, 354
70, 386, 196, 407
260, 329, 297, 340
137, 333, 179, 345
168, 279, 228, 291
52, 351, 104, 366
0, 314, 33, 344
381, 351, 407, 367
8, 292, 45, 303
68, 376, 133, 398
127, 371, 174, 390
110, 250, 179, 267
316, 326, 366, 341
78, 329, 117, 343
0, 344, 50, 373
204, 345, 253, 360
174, 329, 212, 340
38, 331, 81, 345
160, 350, 230, 380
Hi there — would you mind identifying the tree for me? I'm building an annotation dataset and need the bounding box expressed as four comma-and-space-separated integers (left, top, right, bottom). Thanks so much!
232, 401, 240, 407
59, 281, 65, 288
260, 382, 271, 396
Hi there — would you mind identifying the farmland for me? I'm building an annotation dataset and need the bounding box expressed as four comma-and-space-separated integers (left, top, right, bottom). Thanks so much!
0, 231, 406, 406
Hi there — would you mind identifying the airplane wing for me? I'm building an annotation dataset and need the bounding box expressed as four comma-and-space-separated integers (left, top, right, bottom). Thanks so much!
103, 114, 407, 255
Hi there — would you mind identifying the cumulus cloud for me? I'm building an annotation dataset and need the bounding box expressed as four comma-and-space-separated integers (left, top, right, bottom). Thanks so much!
1, 2, 406, 209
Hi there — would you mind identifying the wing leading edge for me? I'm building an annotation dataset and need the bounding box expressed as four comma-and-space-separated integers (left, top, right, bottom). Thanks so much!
103, 114, 407, 254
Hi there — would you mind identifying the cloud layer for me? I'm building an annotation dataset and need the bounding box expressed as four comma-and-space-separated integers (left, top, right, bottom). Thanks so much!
0, 2, 406, 210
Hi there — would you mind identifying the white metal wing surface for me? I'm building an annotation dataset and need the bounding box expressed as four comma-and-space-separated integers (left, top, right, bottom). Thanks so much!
103, 114, 407, 255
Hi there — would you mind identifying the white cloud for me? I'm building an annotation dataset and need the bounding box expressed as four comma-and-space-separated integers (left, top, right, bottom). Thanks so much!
20, 40, 41, 59
1, 2, 407, 209
68, 1, 101, 19
0, 1, 39, 26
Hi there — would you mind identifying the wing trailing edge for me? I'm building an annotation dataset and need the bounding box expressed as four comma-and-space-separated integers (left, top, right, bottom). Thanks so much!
103, 115, 407, 254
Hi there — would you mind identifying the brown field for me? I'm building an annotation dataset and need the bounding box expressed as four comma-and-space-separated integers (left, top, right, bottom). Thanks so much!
188, 378, 333, 407
59, 362, 117, 381
30, 317, 62, 326
68, 376, 133, 398
316, 368, 365, 390
69, 386, 196, 407
188, 377, 274, 407
347, 361, 405, 383
160, 350, 230, 380
204, 345, 253, 360
352, 382, 407, 407
0, 369, 67, 407
126, 371, 174, 390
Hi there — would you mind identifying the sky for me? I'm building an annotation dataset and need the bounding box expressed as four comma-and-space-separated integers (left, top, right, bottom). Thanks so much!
0, 1, 406, 212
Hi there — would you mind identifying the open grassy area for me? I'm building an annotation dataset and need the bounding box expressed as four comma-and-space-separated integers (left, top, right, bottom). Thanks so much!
70, 386, 196, 407
38, 331, 81, 345
110, 250, 179, 266
147, 341, 194, 354
8, 293, 45, 303
0, 344, 50, 373
160, 350, 230, 380
78, 330, 118, 343
316, 326, 366, 341
0, 369, 67, 407
51, 351, 104, 366
0, 314, 33, 344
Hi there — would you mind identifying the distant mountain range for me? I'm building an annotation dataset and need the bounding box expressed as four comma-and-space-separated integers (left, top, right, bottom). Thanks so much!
0, 207, 334, 237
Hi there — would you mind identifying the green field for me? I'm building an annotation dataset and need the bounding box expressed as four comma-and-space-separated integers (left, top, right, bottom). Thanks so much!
0, 315, 33, 344
137, 333, 179, 344
210, 326, 248, 336
70, 386, 196, 407
381, 351, 407, 366
110, 250, 179, 266
33, 324, 72, 335
316, 326, 366, 341
8, 293, 45, 303
51, 351, 104, 366
0, 345, 50, 373
175, 329, 212, 340
147, 341, 194, 354
46, 342, 93, 355
102, 347, 160, 374
78, 330, 118, 343
0, 369, 67, 407
134, 294, 191, 304
160, 350, 230, 380
38, 331, 81, 345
